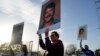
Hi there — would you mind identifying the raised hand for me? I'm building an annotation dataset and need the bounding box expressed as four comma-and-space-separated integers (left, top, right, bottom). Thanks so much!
45, 28, 49, 37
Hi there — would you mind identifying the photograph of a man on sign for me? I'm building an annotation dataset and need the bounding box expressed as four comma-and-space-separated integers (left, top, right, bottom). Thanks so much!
38, 0, 60, 34
78, 25, 87, 40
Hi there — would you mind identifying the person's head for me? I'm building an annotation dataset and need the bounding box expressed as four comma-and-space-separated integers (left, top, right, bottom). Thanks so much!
79, 28, 84, 35
84, 45, 89, 50
22, 45, 27, 51
50, 31, 59, 42
44, 2, 56, 23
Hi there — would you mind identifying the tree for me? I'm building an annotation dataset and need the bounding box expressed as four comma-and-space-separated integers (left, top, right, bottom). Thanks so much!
65, 44, 76, 56
95, 49, 100, 56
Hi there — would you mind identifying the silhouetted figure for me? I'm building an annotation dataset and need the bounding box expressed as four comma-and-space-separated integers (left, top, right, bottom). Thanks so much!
22, 45, 28, 56
9, 46, 14, 56
80, 40, 94, 56
38, 30, 64, 56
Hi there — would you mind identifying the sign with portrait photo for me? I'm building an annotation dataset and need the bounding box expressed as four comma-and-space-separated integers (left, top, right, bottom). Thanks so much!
38, 0, 60, 34
78, 25, 87, 40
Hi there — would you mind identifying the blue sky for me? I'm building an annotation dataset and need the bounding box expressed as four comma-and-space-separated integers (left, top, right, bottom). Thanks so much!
61, 0, 100, 51
0, 0, 100, 51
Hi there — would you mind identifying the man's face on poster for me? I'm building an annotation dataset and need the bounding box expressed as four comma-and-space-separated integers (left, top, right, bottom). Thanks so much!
44, 7, 55, 23
79, 29, 84, 35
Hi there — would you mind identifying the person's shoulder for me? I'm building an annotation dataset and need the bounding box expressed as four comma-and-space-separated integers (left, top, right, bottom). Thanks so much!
56, 40, 64, 48
82, 48, 85, 51
81, 48, 86, 52
89, 50, 94, 53
88, 50, 94, 55
57, 40, 63, 44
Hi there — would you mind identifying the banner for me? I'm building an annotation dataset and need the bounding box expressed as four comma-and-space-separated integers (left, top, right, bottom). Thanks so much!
78, 25, 87, 40
38, 0, 60, 34
10, 22, 24, 45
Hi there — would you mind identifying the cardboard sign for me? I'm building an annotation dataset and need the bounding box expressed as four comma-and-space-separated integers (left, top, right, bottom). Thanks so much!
78, 25, 87, 40
38, 0, 60, 34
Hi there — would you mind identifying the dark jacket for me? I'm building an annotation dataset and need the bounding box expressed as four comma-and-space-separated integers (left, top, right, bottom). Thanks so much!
39, 37, 64, 56
22, 45, 28, 56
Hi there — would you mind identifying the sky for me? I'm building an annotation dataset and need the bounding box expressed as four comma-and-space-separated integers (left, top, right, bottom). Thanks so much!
0, 0, 100, 52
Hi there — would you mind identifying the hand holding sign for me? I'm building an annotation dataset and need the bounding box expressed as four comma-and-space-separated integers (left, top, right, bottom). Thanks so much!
45, 28, 49, 37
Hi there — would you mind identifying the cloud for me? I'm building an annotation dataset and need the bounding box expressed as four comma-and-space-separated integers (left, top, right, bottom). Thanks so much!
0, 0, 44, 51
0, 0, 42, 28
